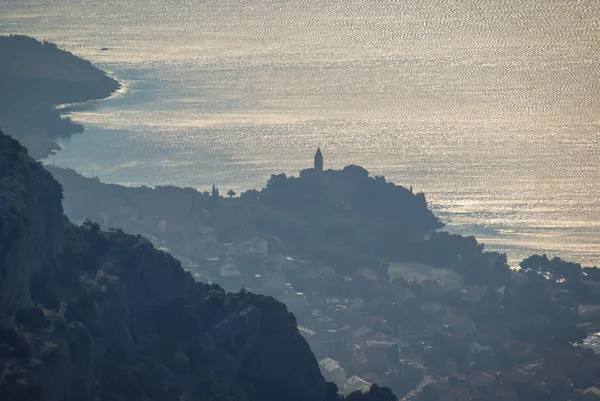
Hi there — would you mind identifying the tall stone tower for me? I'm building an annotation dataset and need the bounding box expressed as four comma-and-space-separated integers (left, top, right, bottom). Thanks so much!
314, 147, 323, 173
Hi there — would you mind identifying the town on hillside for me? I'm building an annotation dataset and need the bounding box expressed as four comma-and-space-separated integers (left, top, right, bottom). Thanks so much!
50, 149, 600, 401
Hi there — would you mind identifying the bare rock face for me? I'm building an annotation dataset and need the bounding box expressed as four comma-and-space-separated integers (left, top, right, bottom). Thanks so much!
0, 133, 64, 325
0, 130, 327, 401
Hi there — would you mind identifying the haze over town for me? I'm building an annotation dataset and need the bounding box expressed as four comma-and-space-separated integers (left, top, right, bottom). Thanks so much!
1, 1, 600, 401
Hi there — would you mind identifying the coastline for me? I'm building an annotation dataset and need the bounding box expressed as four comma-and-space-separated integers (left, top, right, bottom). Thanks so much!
0, 34, 120, 159
3, 35, 597, 269
2, 4, 600, 398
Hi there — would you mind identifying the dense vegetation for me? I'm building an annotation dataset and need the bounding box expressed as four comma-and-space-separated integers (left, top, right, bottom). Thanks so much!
1, 130, 399, 401
46, 153, 600, 353
5, 35, 600, 401
49, 163, 513, 283
214, 166, 443, 269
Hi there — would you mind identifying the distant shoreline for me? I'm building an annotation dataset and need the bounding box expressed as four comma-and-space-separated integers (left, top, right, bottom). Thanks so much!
0, 34, 120, 159
3, 37, 597, 270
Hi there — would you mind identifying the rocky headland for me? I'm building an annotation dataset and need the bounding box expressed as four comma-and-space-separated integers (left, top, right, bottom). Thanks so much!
0, 35, 119, 159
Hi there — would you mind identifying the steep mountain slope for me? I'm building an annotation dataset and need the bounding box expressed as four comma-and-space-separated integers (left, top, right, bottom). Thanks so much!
0, 130, 326, 401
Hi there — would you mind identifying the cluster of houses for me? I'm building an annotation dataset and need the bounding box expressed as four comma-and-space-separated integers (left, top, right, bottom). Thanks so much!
171, 232, 485, 395
133, 215, 600, 401
319, 357, 371, 394
66, 149, 600, 401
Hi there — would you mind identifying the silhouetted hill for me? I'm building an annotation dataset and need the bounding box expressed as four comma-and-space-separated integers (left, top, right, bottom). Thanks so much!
1, 130, 402, 401
254, 166, 443, 265
0, 35, 119, 158
46, 163, 444, 273
0, 130, 328, 401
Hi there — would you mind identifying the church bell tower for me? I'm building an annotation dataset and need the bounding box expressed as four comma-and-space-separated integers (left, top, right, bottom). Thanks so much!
314, 147, 323, 173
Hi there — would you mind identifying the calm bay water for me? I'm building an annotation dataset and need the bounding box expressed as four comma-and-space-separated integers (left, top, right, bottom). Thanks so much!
1, 0, 599, 267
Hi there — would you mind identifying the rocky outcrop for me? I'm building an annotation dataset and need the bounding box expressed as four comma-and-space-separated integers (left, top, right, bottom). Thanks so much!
0, 133, 64, 324
0, 130, 327, 401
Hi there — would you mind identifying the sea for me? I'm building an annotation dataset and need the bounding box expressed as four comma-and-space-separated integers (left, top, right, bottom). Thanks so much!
1, 0, 599, 268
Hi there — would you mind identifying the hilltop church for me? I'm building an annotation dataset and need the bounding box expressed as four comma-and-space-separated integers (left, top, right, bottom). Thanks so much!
314, 147, 323, 173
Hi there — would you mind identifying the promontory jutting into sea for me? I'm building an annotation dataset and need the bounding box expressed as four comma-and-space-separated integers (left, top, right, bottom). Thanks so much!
1, 0, 599, 267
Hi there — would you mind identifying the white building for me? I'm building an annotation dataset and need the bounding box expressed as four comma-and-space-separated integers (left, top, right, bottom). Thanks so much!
583, 386, 600, 400
319, 357, 347, 386
345, 376, 371, 393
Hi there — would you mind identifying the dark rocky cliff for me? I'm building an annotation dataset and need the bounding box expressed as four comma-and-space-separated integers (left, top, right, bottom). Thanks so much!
0, 130, 326, 401
0, 133, 64, 325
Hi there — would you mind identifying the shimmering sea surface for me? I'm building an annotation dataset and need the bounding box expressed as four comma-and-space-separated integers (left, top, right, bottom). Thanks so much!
1, 0, 599, 267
